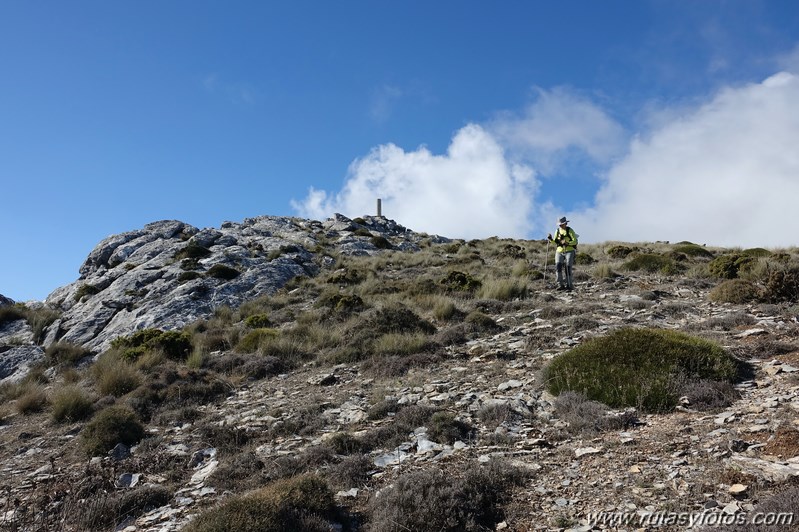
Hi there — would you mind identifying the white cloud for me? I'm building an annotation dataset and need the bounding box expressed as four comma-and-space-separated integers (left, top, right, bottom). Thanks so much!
571, 71, 799, 247
294, 68, 799, 249
489, 86, 627, 174
292, 124, 539, 239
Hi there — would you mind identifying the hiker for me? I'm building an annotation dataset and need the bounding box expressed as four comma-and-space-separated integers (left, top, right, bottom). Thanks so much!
547, 217, 578, 291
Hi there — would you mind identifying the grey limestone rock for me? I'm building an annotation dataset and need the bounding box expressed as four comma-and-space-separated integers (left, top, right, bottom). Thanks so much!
38, 213, 447, 353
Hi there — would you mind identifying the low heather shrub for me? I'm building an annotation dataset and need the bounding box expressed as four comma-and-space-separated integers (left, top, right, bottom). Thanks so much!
553, 391, 637, 435
623, 253, 679, 274
672, 243, 714, 259
367, 460, 527, 532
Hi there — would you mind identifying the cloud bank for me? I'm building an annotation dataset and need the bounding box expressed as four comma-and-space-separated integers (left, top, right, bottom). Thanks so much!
293, 125, 537, 239
573, 71, 799, 247
294, 71, 799, 248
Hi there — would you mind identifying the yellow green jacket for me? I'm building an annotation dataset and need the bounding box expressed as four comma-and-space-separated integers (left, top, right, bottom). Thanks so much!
553, 226, 578, 253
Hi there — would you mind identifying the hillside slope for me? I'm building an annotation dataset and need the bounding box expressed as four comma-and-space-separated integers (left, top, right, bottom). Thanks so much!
1, 215, 798, 531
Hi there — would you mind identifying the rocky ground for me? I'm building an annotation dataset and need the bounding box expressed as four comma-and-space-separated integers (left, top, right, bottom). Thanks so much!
1, 217, 799, 531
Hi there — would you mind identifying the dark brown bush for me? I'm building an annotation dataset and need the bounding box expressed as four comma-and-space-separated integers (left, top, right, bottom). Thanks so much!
553, 391, 637, 435
367, 460, 528, 532
763, 267, 799, 303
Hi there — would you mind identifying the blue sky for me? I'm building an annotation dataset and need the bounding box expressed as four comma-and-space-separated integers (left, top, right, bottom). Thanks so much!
3, 1, 799, 301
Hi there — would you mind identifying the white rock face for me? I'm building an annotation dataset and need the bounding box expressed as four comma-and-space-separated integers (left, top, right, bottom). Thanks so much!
30, 214, 441, 353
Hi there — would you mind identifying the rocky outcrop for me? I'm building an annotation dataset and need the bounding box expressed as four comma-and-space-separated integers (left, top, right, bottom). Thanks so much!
38, 214, 445, 352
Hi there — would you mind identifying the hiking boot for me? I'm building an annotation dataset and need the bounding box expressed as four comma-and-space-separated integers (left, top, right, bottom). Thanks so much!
556, 285, 566, 291
566, 286, 573, 292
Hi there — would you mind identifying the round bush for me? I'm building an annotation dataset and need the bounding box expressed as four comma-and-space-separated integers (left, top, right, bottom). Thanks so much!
709, 279, 760, 304
543, 328, 739, 413
672, 243, 713, 259
80, 406, 146, 456
623, 253, 679, 274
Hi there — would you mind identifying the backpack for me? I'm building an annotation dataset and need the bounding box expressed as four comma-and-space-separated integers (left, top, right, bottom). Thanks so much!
557, 226, 579, 251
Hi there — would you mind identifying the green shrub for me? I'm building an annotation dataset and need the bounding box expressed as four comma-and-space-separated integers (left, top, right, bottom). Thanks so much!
80, 405, 145, 456
623, 253, 679, 274
174, 243, 212, 260
182, 474, 337, 532
244, 313, 271, 328
50, 384, 94, 422
368, 460, 526, 532
709, 279, 760, 304
236, 328, 279, 353
111, 329, 192, 360
672, 243, 713, 259
543, 328, 739, 413
708, 254, 756, 279
741, 247, 772, 258
208, 264, 241, 280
